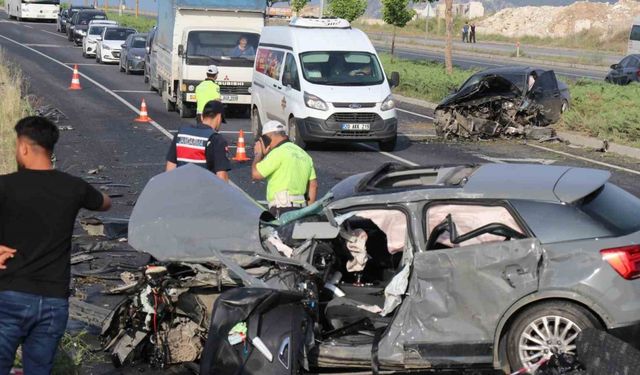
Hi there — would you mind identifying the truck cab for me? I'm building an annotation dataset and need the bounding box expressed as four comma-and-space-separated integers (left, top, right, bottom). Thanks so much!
153, 0, 264, 118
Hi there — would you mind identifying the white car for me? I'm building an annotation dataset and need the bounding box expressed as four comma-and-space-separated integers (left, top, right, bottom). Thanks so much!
82, 20, 117, 58
95, 26, 137, 64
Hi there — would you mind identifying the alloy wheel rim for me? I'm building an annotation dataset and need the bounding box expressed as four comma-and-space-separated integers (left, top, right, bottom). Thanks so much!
518, 315, 581, 368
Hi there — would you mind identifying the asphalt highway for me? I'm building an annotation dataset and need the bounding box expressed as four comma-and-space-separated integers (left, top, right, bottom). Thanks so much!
0, 13, 638, 222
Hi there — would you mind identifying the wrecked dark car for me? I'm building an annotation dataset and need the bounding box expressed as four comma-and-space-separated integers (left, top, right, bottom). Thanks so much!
101, 163, 640, 374
434, 67, 570, 139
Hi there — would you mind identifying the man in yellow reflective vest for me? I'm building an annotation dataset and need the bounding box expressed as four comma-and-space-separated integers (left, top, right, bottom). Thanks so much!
195, 65, 221, 123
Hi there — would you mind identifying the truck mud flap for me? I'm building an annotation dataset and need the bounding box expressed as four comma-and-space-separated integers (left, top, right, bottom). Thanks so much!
199, 288, 312, 375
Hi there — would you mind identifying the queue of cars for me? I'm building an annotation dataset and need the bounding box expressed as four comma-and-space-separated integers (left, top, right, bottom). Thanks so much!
56, 7, 146, 73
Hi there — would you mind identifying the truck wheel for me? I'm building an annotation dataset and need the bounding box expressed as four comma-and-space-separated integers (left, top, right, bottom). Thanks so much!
379, 136, 397, 152
178, 99, 196, 118
251, 107, 262, 138
505, 301, 601, 372
289, 117, 306, 149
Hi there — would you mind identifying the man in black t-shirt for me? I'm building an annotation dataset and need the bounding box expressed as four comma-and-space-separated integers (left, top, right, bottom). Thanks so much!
165, 100, 231, 182
0, 116, 111, 375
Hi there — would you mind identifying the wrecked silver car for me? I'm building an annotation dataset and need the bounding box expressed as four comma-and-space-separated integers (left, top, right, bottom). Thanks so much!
434, 67, 570, 139
101, 163, 640, 374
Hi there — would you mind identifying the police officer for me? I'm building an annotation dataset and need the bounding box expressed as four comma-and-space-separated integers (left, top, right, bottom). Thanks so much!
251, 121, 318, 218
195, 65, 221, 123
166, 100, 230, 182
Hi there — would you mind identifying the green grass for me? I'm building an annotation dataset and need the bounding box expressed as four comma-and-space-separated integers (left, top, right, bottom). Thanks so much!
0, 49, 31, 174
356, 18, 628, 54
106, 12, 155, 33
380, 52, 640, 148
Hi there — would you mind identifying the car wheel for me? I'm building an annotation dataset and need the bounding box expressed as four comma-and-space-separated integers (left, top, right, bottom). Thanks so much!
505, 301, 601, 372
251, 107, 262, 138
119, 62, 125, 72
379, 136, 397, 152
288, 117, 306, 149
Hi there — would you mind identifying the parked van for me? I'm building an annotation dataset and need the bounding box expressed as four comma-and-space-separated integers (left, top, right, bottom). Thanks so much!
251, 18, 400, 151
629, 17, 640, 54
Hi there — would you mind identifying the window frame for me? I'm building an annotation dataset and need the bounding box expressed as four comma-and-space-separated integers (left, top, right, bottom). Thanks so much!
422, 200, 532, 251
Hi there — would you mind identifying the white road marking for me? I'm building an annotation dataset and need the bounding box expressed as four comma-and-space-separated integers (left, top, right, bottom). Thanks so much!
25, 43, 70, 48
526, 144, 640, 176
22, 25, 32, 29
397, 108, 435, 120
474, 153, 556, 165
112, 90, 155, 93
358, 143, 420, 167
0, 32, 265, 208
42, 30, 68, 39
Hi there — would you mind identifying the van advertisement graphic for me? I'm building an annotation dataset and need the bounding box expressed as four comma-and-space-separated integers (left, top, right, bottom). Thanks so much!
256, 48, 284, 80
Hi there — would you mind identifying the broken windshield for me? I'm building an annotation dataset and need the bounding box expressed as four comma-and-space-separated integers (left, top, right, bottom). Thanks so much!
186, 31, 259, 67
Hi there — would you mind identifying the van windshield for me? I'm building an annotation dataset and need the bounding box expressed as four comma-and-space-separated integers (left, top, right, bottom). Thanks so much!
186, 31, 259, 67
299, 51, 385, 86
631, 25, 640, 42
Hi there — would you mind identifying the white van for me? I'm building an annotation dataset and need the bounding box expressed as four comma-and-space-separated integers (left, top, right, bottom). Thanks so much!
629, 17, 640, 54
251, 18, 400, 151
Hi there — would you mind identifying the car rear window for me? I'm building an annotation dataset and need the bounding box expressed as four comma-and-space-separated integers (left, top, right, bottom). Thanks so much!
511, 183, 640, 243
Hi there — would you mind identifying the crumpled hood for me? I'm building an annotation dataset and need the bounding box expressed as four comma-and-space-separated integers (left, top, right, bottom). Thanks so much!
437, 75, 522, 109
129, 164, 267, 262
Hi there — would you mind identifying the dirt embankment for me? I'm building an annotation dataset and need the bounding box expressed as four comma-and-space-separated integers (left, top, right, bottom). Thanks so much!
477, 0, 640, 38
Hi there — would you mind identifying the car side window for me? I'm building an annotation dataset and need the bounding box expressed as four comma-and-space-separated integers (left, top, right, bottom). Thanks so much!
282, 53, 300, 91
255, 47, 285, 80
619, 57, 631, 67
425, 204, 526, 250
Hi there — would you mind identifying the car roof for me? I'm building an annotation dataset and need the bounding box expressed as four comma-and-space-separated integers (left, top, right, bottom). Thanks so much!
333, 163, 611, 204
475, 66, 535, 76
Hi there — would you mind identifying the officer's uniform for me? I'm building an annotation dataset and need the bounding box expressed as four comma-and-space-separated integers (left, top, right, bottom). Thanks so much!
166, 125, 231, 174
256, 140, 316, 217
195, 65, 222, 120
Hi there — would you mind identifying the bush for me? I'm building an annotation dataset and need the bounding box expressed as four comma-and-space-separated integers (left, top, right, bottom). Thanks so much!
107, 12, 155, 33
0, 49, 31, 174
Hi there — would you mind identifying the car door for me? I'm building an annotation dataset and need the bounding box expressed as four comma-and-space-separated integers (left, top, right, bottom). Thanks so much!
281, 53, 303, 129
623, 56, 640, 83
378, 202, 543, 367
529, 70, 563, 123
120, 35, 130, 67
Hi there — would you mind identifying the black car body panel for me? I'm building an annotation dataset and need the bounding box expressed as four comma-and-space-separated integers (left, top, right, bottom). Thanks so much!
606, 54, 640, 85
434, 67, 569, 139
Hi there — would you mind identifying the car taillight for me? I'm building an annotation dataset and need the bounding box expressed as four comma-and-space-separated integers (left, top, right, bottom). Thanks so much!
601, 245, 640, 280
636, 70, 640, 78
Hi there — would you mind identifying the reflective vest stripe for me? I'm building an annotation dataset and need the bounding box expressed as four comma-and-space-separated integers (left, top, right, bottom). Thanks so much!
176, 146, 206, 163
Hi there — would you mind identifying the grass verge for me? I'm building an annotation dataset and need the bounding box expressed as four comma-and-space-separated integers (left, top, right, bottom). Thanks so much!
380, 52, 640, 148
356, 18, 628, 54
106, 12, 155, 33
0, 49, 31, 174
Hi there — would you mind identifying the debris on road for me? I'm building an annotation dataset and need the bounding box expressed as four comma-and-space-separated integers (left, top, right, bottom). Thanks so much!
35, 105, 67, 123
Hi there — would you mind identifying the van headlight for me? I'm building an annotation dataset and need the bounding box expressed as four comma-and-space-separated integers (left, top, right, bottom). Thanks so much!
381, 95, 395, 111
304, 92, 328, 111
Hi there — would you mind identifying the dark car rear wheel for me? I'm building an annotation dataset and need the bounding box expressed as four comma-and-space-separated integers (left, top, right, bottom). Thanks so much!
506, 301, 601, 372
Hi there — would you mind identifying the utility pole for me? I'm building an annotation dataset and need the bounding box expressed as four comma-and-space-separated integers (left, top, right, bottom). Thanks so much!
136, 0, 139, 17
118, 0, 123, 16
319, 0, 324, 18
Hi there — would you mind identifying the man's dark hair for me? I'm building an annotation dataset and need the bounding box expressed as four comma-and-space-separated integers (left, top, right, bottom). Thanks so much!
202, 100, 224, 120
14, 116, 60, 153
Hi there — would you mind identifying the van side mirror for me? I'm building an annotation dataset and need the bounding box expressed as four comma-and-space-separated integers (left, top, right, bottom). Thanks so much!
389, 71, 400, 88
177, 44, 184, 57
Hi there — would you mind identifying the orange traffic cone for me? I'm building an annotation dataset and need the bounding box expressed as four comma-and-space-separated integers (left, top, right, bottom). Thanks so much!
134, 99, 151, 123
232, 129, 251, 162
68, 64, 82, 90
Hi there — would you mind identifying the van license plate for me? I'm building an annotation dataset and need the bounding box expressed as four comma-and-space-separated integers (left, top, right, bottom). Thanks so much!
342, 123, 370, 131
222, 95, 238, 102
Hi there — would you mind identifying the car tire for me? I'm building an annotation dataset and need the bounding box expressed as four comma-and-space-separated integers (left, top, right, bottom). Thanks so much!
288, 117, 307, 150
379, 136, 397, 152
251, 107, 262, 139
119, 62, 125, 72
505, 301, 602, 372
